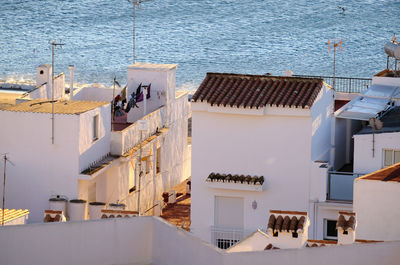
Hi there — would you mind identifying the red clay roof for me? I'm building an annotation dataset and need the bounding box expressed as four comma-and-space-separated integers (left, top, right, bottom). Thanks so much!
161, 178, 191, 229
192, 73, 324, 109
358, 162, 400, 182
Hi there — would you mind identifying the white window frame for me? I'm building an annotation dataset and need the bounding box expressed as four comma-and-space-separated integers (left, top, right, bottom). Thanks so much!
323, 219, 338, 240
382, 149, 400, 168
93, 114, 99, 141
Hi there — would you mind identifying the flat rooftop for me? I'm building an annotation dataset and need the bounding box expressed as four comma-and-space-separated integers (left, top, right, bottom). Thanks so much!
127, 62, 178, 71
1, 99, 109, 115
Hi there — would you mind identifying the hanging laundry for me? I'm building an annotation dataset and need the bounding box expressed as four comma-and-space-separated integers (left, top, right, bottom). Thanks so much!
121, 85, 127, 106
135, 82, 143, 102
146, 83, 151, 99
125, 91, 140, 113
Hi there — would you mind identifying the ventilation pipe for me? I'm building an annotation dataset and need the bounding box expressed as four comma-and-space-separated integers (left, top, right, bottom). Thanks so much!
69, 65, 75, 99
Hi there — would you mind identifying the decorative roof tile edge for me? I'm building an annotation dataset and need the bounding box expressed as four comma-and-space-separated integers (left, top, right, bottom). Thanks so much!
206, 173, 264, 185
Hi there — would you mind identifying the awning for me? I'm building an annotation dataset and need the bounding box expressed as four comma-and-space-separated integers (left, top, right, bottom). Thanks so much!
335, 84, 399, 120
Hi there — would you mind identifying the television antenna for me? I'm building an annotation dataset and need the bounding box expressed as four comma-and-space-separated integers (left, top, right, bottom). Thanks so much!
50, 40, 65, 144
2, 153, 15, 226
327, 39, 343, 90
128, 0, 152, 63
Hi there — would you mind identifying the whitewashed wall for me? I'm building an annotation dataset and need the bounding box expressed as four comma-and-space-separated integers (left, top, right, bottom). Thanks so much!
0, 217, 153, 265
354, 132, 400, 174
0, 110, 79, 222
354, 179, 400, 241
78, 104, 111, 173
73, 85, 121, 102
191, 106, 313, 242
1, 216, 400, 265
310, 84, 334, 162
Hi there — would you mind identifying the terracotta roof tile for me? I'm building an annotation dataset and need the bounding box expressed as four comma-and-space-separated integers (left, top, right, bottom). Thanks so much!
267, 211, 307, 233
192, 73, 324, 109
358, 162, 400, 182
337, 213, 356, 231
206, 173, 264, 185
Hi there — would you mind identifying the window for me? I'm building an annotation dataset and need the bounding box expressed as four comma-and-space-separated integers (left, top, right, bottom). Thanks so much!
156, 147, 161, 174
216, 239, 239, 249
93, 114, 99, 141
383, 149, 400, 167
323, 219, 337, 240
40, 70, 44, 75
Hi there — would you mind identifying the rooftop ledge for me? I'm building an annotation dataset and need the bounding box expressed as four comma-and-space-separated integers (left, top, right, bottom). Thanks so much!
206, 179, 264, 192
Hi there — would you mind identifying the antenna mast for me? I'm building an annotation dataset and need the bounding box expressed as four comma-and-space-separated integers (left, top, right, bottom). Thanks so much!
50, 40, 64, 144
327, 39, 343, 90
2, 154, 14, 226
128, 0, 151, 64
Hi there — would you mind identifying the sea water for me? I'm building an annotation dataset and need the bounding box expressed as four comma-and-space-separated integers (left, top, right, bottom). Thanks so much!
1, 0, 399, 89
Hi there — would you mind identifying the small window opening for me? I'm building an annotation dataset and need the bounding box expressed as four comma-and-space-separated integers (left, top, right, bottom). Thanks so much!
273, 231, 279, 237
343, 230, 348, 235
93, 114, 99, 141
292, 232, 298, 238
40, 70, 44, 75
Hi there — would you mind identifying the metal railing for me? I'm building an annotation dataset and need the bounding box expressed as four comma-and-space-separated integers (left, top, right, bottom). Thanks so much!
326, 171, 363, 202
293, 75, 372, 93
211, 226, 253, 249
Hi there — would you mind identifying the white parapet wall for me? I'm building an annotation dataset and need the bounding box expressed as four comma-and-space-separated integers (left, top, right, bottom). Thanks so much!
1, 217, 400, 265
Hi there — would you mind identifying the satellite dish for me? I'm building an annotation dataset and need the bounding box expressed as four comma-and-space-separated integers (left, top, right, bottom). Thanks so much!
369, 118, 383, 130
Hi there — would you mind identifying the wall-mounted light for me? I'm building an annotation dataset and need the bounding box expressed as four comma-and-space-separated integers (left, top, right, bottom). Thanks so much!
252, 200, 257, 210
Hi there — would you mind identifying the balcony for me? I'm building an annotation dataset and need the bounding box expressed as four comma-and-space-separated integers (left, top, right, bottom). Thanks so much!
326, 171, 363, 202
211, 226, 253, 249
110, 106, 165, 155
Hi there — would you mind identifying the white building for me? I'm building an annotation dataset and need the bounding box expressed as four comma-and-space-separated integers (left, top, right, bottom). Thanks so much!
354, 162, 400, 241
0, 99, 111, 222
190, 73, 341, 246
0, 62, 191, 223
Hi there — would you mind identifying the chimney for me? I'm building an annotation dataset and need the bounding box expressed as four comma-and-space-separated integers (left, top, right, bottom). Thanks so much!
69, 65, 75, 99
36, 64, 52, 98
267, 210, 310, 249
337, 211, 357, 245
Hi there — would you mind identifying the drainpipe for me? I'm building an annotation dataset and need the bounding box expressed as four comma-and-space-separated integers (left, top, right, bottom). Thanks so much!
330, 104, 336, 169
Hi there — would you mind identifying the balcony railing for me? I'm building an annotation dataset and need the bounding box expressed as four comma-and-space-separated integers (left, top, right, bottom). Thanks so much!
327, 171, 363, 202
211, 226, 253, 249
293, 75, 372, 93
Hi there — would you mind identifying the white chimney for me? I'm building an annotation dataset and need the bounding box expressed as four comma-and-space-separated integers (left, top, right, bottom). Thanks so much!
337, 211, 357, 245
69, 65, 75, 99
36, 64, 52, 87
284, 70, 293, 77
267, 210, 310, 249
